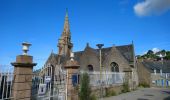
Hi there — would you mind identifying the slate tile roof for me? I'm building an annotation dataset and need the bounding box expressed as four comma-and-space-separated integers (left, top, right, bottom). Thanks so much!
46, 44, 134, 66
142, 60, 170, 73
74, 44, 134, 63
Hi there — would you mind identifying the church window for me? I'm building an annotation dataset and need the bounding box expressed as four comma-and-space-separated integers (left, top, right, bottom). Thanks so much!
87, 65, 94, 72
110, 62, 119, 72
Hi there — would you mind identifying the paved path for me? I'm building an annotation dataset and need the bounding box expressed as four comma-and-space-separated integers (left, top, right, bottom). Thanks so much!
103, 88, 170, 100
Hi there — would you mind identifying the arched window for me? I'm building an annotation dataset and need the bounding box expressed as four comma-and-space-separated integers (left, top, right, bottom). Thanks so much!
110, 62, 119, 72
87, 65, 93, 72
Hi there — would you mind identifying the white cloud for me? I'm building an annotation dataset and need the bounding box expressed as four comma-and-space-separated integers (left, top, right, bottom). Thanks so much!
143, 51, 147, 55
134, 0, 170, 16
152, 48, 160, 54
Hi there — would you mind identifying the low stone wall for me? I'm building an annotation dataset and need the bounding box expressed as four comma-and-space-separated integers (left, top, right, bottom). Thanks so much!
91, 84, 123, 97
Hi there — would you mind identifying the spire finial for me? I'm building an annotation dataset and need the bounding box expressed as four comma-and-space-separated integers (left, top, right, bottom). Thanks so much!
63, 8, 70, 33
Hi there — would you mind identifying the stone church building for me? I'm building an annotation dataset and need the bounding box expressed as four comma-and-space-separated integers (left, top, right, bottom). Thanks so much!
44, 11, 139, 90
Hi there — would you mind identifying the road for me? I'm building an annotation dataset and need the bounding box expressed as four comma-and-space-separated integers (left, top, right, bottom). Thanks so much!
103, 88, 170, 100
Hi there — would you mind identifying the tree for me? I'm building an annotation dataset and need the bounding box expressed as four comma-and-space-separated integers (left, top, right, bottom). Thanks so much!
147, 50, 154, 55
161, 49, 166, 53
137, 49, 170, 60
79, 73, 91, 100
165, 51, 170, 60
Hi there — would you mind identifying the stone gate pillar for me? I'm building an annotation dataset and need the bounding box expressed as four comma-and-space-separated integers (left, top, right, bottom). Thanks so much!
64, 53, 80, 100
11, 42, 37, 100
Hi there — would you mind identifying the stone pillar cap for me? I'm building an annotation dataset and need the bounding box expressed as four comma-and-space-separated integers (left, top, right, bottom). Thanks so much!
64, 60, 80, 69
11, 55, 37, 67
11, 62, 37, 67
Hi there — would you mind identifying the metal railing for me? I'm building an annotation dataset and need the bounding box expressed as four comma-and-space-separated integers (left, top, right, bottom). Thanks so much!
161, 73, 170, 79
32, 64, 125, 100
80, 71, 125, 87
0, 65, 13, 100
32, 64, 64, 100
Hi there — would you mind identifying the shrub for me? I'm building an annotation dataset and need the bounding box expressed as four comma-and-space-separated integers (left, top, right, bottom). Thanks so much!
138, 82, 150, 88
122, 82, 130, 93
79, 73, 91, 100
90, 94, 97, 100
105, 89, 116, 97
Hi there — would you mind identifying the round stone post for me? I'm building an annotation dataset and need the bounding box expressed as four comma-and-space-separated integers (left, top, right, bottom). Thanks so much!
11, 42, 37, 100
64, 53, 80, 100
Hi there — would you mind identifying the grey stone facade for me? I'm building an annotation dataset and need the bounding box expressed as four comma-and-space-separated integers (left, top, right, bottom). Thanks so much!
44, 11, 139, 89
137, 60, 170, 87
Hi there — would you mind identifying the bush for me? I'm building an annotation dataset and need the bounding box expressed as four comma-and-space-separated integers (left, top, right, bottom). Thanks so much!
105, 89, 116, 97
138, 82, 150, 88
79, 73, 91, 100
90, 94, 97, 100
122, 82, 130, 93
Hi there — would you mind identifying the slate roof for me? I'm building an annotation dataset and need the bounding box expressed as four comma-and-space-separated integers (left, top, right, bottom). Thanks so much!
142, 61, 170, 73
45, 52, 58, 64
46, 44, 134, 67
74, 44, 134, 63
74, 51, 83, 63
116, 44, 134, 62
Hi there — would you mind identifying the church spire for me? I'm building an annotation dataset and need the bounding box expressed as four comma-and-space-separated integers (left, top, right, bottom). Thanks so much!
58, 9, 73, 56
63, 8, 70, 36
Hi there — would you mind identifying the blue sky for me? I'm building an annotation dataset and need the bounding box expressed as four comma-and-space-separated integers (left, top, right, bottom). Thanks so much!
0, 0, 170, 68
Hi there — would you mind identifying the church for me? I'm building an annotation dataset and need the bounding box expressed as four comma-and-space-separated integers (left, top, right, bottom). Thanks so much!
43, 11, 139, 90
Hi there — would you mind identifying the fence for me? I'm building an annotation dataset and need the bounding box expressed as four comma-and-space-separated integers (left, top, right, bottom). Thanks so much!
0, 65, 14, 100
161, 73, 170, 79
32, 64, 66, 100
80, 71, 125, 87
31, 65, 126, 100
0, 63, 125, 100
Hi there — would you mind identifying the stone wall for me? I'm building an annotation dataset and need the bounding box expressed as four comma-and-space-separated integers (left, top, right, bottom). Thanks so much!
79, 47, 99, 71
102, 47, 131, 72
91, 85, 123, 97
137, 61, 151, 86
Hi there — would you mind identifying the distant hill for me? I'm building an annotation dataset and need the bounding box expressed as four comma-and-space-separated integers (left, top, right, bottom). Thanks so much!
136, 49, 170, 60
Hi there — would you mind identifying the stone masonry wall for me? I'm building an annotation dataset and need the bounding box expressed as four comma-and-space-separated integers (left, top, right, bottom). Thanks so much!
137, 61, 151, 86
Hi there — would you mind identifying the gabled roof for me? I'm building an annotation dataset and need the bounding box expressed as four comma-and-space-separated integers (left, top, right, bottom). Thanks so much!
74, 51, 83, 63
45, 52, 71, 66
74, 44, 134, 63
116, 44, 134, 62
142, 61, 170, 73
45, 44, 134, 67
45, 52, 58, 65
